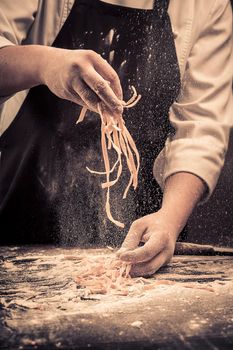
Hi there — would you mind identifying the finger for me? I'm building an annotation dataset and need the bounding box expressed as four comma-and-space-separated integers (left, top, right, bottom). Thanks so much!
120, 232, 166, 264
65, 86, 89, 108
141, 232, 151, 243
118, 219, 148, 256
130, 252, 167, 277
93, 54, 123, 100
72, 78, 100, 112
82, 68, 123, 115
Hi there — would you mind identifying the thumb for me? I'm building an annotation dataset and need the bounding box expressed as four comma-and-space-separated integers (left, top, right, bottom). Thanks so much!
117, 219, 147, 256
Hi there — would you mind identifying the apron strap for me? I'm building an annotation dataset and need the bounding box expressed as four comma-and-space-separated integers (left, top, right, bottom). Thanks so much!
154, 0, 170, 17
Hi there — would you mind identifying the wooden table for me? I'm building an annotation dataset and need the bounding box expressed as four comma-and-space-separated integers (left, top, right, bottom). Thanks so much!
0, 246, 233, 350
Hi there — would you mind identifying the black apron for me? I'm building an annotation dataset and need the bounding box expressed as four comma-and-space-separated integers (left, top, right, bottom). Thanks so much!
0, 0, 180, 246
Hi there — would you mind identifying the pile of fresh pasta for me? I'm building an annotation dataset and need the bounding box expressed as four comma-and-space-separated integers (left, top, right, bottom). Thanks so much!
75, 253, 173, 296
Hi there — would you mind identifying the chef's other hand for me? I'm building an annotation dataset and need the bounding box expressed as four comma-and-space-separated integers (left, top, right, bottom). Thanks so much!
41, 48, 123, 115
117, 210, 179, 277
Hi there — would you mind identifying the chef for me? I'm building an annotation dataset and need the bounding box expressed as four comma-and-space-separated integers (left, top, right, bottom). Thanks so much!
0, 0, 232, 276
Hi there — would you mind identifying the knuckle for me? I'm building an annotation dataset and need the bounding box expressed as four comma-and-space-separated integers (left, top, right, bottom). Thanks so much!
130, 221, 137, 231
74, 60, 83, 77
165, 249, 174, 263
94, 80, 107, 94
161, 249, 173, 265
81, 69, 92, 81
159, 230, 171, 245
85, 49, 95, 59
84, 50, 100, 62
70, 61, 84, 78
131, 219, 141, 230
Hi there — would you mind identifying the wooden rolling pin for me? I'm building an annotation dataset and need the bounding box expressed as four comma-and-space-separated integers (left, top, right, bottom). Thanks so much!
174, 242, 233, 256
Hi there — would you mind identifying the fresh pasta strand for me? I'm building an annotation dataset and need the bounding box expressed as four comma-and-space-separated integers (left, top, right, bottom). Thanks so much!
76, 86, 141, 228
76, 106, 88, 124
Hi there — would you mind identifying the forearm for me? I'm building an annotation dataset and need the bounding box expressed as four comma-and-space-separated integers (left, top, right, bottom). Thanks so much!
161, 172, 206, 236
0, 45, 52, 96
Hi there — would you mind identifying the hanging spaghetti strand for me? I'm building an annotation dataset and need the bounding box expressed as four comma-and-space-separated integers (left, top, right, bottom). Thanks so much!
76, 86, 141, 228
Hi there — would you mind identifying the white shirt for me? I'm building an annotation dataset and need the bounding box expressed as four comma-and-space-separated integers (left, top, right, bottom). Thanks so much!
0, 0, 232, 199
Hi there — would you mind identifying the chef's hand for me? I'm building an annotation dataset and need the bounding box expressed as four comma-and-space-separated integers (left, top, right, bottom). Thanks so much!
117, 210, 178, 277
0, 46, 123, 115
42, 48, 123, 115
117, 173, 206, 277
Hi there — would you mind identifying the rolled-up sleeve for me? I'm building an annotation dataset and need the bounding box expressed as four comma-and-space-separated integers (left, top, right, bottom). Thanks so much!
154, 0, 233, 200
0, 0, 38, 103
0, 0, 38, 46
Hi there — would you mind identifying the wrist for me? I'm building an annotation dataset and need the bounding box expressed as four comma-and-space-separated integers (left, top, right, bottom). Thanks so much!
158, 207, 186, 239
160, 173, 206, 238
35, 45, 57, 86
